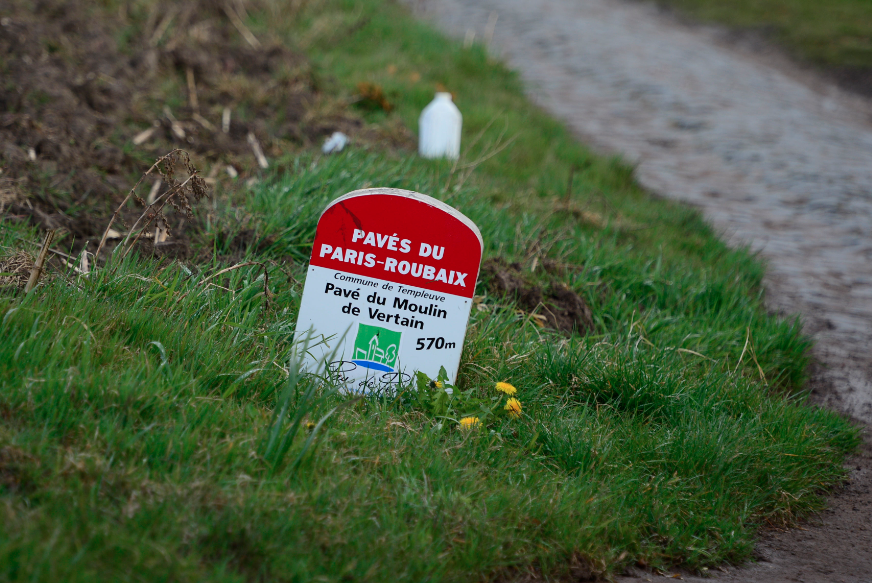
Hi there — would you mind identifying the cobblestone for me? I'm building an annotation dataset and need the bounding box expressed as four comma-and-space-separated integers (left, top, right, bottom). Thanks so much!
407, 0, 872, 425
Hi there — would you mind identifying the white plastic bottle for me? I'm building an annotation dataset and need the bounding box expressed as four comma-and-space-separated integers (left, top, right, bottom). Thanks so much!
418, 92, 462, 160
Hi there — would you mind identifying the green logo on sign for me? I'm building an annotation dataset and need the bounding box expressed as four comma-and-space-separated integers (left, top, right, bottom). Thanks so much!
352, 324, 402, 372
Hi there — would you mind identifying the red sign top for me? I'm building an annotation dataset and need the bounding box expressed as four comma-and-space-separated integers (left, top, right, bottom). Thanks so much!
309, 189, 483, 298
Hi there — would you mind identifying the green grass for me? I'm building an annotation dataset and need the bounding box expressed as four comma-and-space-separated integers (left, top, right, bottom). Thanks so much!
0, 0, 860, 580
649, 0, 872, 73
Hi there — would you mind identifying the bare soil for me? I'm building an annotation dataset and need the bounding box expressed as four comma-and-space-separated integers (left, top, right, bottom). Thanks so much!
406, 0, 872, 580
481, 257, 594, 334
0, 0, 410, 261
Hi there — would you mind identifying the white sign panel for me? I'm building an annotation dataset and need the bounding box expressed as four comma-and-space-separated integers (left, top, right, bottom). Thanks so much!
294, 188, 483, 394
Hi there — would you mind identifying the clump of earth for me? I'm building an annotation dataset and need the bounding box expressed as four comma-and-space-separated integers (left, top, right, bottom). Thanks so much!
481, 257, 593, 334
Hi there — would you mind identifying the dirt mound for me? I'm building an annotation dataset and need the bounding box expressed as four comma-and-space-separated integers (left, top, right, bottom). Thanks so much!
0, 0, 405, 253
481, 257, 593, 334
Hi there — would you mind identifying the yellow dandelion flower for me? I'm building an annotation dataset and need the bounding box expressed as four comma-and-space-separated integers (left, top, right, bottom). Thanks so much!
305, 421, 316, 431
504, 398, 522, 419
495, 381, 517, 395
459, 416, 480, 430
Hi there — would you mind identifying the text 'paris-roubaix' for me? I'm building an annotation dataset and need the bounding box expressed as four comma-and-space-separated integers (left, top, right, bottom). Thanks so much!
317, 229, 469, 288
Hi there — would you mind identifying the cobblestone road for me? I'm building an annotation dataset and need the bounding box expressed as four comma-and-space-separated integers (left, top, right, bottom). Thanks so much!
406, 0, 872, 580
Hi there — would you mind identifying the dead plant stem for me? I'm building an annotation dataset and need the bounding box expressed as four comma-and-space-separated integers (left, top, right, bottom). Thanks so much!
25, 230, 55, 293
223, 3, 261, 48
114, 172, 198, 267
95, 150, 182, 261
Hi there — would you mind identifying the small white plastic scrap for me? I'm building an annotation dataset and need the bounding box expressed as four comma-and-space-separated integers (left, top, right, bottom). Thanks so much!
322, 131, 349, 154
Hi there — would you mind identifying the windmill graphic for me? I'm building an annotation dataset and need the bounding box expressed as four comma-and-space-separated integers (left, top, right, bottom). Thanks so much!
352, 324, 402, 372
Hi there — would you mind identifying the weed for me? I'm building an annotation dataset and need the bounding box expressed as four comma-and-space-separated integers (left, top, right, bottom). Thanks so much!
96, 149, 209, 263
260, 338, 356, 473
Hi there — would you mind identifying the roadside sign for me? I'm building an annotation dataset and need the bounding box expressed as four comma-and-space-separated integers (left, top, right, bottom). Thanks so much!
294, 188, 483, 394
